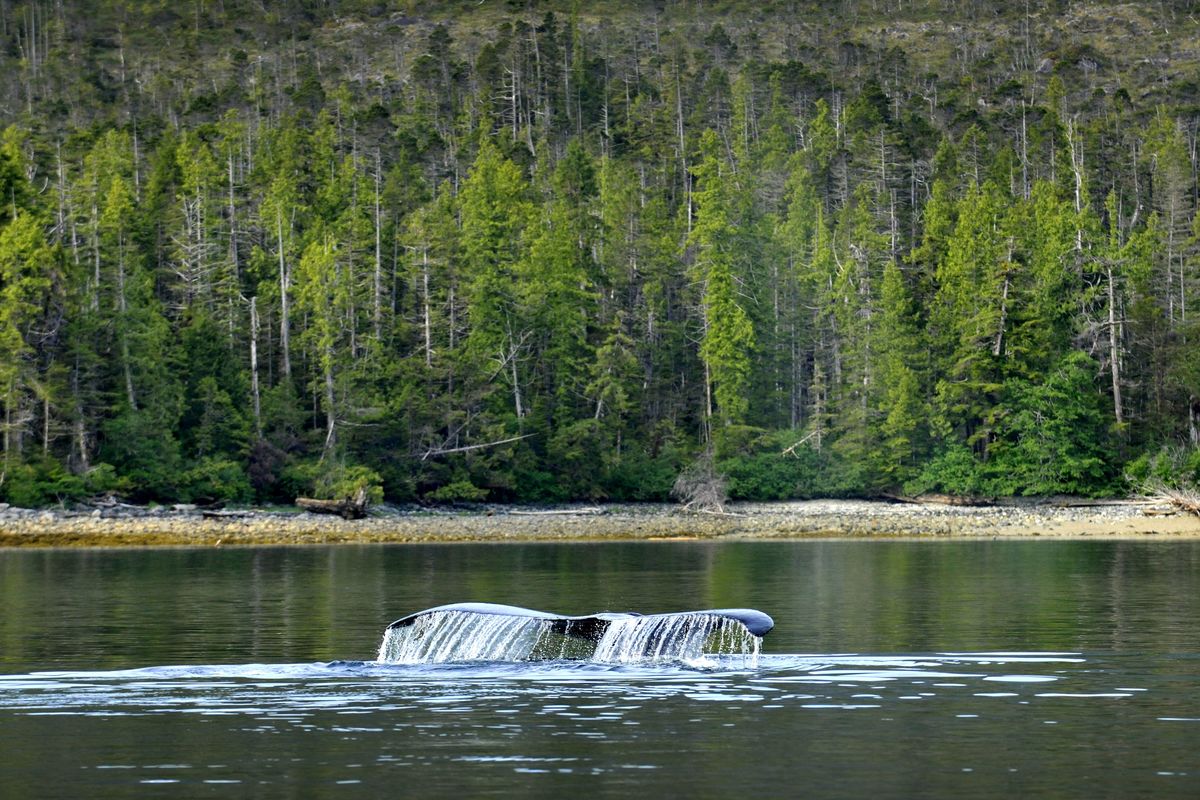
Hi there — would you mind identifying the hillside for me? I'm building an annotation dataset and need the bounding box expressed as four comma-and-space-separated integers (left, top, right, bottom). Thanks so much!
0, 0, 1198, 506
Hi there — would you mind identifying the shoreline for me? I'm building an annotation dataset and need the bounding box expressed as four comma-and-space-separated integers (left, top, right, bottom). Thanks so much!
2, 499, 1199, 548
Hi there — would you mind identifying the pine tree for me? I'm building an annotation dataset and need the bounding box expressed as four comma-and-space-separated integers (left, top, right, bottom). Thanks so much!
0, 210, 55, 472
294, 231, 344, 458
459, 137, 534, 424
874, 260, 924, 484
689, 130, 755, 432
522, 139, 599, 425
1013, 181, 1079, 375
929, 180, 1010, 452
828, 182, 891, 477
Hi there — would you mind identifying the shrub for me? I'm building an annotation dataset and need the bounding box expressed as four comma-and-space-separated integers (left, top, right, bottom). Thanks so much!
178, 458, 253, 504
904, 444, 983, 497
0, 459, 89, 506
279, 459, 321, 500
82, 464, 129, 497
247, 439, 288, 502
278, 460, 383, 506
316, 463, 384, 505
1126, 446, 1200, 493
603, 454, 679, 501
425, 480, 489, 503
721, 453, 802, 500
508, 466, 571, 503
99, 410, 182, 500
719, 430, 869, 500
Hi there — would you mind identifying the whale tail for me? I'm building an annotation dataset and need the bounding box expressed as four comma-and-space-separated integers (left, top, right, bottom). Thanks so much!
379, 602, 773, 664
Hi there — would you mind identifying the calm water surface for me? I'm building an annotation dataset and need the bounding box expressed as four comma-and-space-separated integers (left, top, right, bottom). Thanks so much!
0, 540, 1197, 798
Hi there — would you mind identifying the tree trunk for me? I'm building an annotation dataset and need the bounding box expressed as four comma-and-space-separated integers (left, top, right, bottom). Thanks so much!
993, 265, 1010, 358
227, 148, 239, 277
2, 382, 12, 470
422, 248, 432, 368
249, 296, 263, 438
1190, 395, 1199, 446
90, 204, 100, 310
1107, 262, 1124, 427
277, 210, 291, 380
42, 391, 50, 455
322, 348, 336, 456
509, 341, 524, 420
115, 232, 137, 410
373, 152, 383, 343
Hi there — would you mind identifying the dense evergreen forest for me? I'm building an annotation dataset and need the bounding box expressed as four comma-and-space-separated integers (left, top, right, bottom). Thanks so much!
1, 0, 1200, 507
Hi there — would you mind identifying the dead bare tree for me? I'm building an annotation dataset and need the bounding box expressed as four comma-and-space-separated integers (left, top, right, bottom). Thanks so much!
671, 453, 729, 513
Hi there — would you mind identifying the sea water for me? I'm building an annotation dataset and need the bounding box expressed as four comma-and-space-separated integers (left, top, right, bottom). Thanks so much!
0, 541, 1196, 798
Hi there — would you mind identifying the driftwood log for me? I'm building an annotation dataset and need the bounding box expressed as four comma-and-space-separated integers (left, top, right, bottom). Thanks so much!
509, 507, 602, 516
200, 509, 250, 519
296, 488, 370, 520
1155, 488, 1200, 517
880, 492, 993, 506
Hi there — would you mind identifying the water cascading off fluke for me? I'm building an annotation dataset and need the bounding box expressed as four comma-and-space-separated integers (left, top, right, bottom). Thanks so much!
376, 602, 774, 664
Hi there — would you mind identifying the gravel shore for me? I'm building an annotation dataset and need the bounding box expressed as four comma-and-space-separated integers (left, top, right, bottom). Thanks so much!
1, 498, 1198, 548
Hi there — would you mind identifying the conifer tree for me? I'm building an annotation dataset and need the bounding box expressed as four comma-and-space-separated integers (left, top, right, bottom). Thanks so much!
522, 140, 599, 426
689, 130, 754, 432
459, 137, 534, 424
0, 210, 55, 470
874, 261, 924, 484
929, 180, 1010, 452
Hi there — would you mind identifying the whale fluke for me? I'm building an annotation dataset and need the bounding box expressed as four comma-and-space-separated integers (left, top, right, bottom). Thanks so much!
386, 602, 774, 638
379, 602, 773, 664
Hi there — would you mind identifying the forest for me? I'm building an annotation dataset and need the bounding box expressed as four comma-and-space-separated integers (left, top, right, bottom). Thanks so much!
1, 0, 1199, 507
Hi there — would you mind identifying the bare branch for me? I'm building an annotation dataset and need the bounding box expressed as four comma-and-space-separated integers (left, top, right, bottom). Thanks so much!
421, 433, 535, 462
781, 430, 820, 457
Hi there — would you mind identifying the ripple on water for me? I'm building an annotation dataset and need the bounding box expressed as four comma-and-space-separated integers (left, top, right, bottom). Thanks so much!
4, 651, 1191, 794
0, 651, 1092, 722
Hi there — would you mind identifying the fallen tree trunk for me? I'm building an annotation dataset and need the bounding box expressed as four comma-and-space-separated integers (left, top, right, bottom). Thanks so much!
201, 509, 250, 519
297, 488, 369, 520
509, 507, 602, 516
1050, 498, 1159, 508
880, 492, 993, 506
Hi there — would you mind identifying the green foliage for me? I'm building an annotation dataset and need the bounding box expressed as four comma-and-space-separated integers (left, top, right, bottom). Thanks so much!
904, 444, 986, 498
985, 354, 1119, 496
691, 130, 756, 427
907, 355, 1119, 497
602, 453, 680, 502
722, 453, 804, 501
1, 459, 82, 506
1125, 447, 1200, 491
2, 3, 1199, 507
0, 460, 128, 506
190, 377, 250, 459
99, 411, 182, 501
80, 464, 130, 497
278, 460, 384, 505
425, 480, 490, 503
716, 430, 870, 500
178, 458, 253, 504
317, 464, 385, 505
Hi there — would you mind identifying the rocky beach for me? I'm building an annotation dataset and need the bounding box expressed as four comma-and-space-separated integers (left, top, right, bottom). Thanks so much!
1, 499, 1198, 548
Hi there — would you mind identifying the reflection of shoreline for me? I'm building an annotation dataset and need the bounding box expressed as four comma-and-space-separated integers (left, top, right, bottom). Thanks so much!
2, 499, 1199, 548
